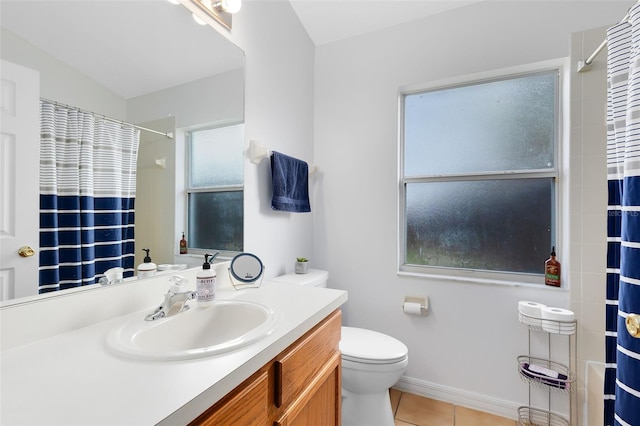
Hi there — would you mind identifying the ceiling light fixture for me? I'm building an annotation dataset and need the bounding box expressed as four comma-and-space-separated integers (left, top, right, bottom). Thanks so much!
220, 0, 241, 14
191, 0, 241, 31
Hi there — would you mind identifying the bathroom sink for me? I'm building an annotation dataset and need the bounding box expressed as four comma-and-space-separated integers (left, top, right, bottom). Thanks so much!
107, 300, 277, 361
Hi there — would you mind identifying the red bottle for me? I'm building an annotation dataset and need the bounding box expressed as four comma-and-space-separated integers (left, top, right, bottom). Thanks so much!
179, 232, 188, 254
544, 246, 561, 287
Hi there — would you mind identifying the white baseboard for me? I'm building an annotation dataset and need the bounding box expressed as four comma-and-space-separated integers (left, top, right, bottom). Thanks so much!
393, 375, 520, 421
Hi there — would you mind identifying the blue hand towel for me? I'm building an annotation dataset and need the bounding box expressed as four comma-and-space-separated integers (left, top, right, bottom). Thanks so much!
270, 151, 311, 212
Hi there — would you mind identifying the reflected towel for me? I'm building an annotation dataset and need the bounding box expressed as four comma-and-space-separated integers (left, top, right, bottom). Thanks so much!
270, 151, 311, 212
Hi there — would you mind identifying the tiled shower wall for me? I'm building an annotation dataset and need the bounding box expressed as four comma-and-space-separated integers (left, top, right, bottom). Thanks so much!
569, 25, 609, 422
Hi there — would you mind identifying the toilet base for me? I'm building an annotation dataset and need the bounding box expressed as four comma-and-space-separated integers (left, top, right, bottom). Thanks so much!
341, 388, 395, 426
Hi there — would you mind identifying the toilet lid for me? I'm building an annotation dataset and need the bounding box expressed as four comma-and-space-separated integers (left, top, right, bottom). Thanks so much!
340, 327, 408, 364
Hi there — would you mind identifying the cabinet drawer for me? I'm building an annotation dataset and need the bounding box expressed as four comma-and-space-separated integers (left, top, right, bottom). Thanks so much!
274, 309, 341, 408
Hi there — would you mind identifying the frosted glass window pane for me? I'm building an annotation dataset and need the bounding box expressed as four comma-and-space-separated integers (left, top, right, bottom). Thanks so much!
188, 191, 243, 251
405, 179, 553, 274
190, 124, 243, 187
404, 71, 556, 176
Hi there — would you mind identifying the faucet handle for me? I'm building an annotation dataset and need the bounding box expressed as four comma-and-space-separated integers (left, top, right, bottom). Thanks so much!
169, 274, 188, 293
99, 267, 124, 286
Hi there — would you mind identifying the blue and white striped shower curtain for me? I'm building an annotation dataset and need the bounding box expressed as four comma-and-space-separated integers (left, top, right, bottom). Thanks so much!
605, 2, 640, 425
39, 101, 139, 293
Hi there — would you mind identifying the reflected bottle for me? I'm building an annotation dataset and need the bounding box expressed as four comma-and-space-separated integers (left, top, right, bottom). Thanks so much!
179, 232, 187, 255
544, 246, 561, 287
137, 248, 157, 279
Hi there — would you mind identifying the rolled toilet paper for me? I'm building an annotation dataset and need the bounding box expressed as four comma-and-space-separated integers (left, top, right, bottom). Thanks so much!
541, 307, 576, 335
518, 301, 546, 327
403, 302, 423, 315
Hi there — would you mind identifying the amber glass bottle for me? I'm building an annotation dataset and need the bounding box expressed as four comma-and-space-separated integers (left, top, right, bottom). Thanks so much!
544, 246, 561, 287
179, 232, 188, 254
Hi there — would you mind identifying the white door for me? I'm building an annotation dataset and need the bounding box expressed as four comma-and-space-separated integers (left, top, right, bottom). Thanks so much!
0, 60, 40, 300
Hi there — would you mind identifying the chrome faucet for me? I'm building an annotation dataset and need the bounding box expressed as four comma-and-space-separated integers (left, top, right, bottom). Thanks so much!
145, 275, 197, 321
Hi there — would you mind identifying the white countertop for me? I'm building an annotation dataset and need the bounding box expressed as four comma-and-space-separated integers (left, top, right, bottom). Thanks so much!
0, 280, 347, 425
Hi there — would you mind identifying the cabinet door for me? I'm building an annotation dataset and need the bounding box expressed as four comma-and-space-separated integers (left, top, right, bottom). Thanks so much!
274, 351, 341, 426
274, 310, 341, 409
189, 368, 270, 426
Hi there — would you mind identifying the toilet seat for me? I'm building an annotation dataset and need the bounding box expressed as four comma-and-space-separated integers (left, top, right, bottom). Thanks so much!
340, 326, 408, 365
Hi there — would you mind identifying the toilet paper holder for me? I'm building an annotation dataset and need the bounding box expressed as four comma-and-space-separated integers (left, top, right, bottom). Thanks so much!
403, 296, 428, 315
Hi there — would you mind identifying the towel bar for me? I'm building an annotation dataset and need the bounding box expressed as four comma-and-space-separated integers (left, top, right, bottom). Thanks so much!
248, 140, 318, 174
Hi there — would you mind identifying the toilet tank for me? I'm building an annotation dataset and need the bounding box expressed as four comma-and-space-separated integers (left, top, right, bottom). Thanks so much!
270, 269, 328, 288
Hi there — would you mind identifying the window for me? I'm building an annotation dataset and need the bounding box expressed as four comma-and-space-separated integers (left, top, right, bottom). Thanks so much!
400, 68, 560, 282
186, 124, 243, 252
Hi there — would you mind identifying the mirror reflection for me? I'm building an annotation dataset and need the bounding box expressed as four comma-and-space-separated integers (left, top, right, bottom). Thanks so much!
0, 0, 245, 302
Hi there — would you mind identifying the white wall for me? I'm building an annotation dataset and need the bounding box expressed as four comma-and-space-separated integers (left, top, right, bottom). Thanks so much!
313, 0, 632, 421
0, 28, 126, 119
126, 69, 244, 128
225, 1, 316, 278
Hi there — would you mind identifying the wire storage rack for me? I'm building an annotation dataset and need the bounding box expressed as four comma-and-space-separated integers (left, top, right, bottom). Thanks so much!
517, 356, 573, 394
517, 311, 577, 426
517, 407, 570, 426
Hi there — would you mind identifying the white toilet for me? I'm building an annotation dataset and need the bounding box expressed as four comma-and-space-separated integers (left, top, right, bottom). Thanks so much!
271, 269, 409, 426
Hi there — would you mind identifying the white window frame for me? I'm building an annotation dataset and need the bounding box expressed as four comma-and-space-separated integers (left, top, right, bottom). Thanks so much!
397, 59, 569, 286
175, 120, 244, 259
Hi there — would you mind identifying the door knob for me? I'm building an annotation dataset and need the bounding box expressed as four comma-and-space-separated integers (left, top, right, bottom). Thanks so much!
626, 314, 640, 338
18, 246, 35, 257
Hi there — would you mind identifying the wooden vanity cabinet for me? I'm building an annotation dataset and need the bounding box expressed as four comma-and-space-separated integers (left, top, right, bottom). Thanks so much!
190, 309, 342, 426
274, 310, 342, 426
190, 366, 271, 426
273, 350, 341, 426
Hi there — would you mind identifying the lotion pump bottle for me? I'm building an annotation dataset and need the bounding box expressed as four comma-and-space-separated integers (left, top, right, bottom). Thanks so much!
544, 246, 561, 287
196, 253, 216, 305
138, 248, 157, 278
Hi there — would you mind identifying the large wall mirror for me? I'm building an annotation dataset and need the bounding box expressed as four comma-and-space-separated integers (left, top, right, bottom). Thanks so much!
0, 1, 245, 303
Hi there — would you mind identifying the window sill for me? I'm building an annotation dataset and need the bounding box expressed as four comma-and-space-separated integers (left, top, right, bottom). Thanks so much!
397, 269, 569, 291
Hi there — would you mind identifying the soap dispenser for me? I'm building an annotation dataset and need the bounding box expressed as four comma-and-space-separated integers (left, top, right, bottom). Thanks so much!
196, 253, 216, 305
138, 248, 157, 278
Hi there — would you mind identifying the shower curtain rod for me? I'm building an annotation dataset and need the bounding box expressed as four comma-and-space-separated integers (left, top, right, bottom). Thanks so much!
40, 98, 174, 139
577, 11, 630, 73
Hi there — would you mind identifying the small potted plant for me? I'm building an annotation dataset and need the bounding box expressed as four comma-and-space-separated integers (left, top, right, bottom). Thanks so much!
295, 257, 309, 274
